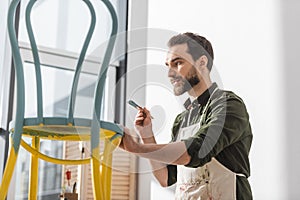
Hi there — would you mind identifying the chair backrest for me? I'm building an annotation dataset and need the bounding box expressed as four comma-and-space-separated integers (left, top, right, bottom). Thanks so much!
7, 0, 118, 149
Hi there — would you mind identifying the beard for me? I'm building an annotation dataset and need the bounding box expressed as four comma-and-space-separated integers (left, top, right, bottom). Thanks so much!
171, 69, 200, 96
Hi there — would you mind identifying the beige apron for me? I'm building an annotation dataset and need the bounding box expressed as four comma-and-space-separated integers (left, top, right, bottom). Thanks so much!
175, 123, 244, 200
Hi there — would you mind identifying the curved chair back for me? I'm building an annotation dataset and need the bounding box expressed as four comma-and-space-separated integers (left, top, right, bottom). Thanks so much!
7, 0, 119, 151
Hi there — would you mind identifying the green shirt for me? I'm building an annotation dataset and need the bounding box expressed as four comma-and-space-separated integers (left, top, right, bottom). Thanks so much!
167, 83, 253, 199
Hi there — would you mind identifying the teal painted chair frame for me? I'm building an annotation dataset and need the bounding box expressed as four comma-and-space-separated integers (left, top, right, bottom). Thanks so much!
0, 0, 123, 199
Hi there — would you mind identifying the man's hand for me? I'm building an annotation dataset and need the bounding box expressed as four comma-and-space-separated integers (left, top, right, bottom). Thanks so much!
134, 107, 154, 140
119, 127, 140, 153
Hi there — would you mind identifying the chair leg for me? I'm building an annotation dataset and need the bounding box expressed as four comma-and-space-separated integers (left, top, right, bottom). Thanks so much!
0, 143, 19, 200
28, 136, 40, 200
102, 139, 113, 200
91, 147, 104, 200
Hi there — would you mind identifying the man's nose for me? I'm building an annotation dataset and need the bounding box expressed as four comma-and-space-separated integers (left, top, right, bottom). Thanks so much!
168, 68, 177, 77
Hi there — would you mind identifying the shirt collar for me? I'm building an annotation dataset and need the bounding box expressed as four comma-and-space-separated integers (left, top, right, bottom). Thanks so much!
183, 82, 218, 110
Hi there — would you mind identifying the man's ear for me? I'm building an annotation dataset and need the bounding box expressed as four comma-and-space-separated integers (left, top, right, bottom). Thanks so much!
196, 55, 208, 69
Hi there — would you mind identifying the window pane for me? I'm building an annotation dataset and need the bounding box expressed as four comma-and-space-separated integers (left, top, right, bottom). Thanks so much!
14, 139, 63, 200
18, 0, 125, 60
12, 0, 124, 199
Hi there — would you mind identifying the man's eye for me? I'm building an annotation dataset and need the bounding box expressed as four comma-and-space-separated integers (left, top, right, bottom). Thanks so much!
175, 61, 182, 66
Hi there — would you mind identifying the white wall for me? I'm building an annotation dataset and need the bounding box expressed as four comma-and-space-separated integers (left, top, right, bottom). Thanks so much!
280, 0, 300, 198
127, 0, 300, 199
0, 0, 12, 129
126, 1, 150, 199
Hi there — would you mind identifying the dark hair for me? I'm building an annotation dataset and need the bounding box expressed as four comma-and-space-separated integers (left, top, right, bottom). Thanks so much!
167, 32, 214, 71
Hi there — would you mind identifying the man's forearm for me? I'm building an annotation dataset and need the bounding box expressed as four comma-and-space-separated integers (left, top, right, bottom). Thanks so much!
140, 133, 169, 187
121, 128, 190, 185
135, 140, 191, 165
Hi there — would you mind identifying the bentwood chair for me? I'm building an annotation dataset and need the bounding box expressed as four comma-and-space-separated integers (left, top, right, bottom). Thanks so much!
0, 0, 123, 199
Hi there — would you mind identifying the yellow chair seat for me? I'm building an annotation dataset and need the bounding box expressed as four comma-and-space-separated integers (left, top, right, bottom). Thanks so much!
21, 125, 116, 141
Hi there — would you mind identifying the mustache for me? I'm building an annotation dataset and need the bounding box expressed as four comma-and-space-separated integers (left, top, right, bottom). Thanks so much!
170, 75, 184, 83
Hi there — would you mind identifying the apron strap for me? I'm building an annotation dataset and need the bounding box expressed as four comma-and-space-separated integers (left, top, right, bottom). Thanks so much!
236, 173, 246, 177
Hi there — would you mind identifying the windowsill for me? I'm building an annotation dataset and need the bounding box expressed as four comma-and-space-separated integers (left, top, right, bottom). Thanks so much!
19, 41, 120, 75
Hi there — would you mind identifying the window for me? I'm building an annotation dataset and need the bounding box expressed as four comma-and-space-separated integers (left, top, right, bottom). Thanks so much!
2, 0, 136, 199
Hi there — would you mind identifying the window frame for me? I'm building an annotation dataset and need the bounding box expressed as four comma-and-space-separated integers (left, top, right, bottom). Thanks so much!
1, 0, 131, 199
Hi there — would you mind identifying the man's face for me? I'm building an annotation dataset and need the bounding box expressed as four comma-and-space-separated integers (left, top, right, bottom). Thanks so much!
165, 43, 200, 96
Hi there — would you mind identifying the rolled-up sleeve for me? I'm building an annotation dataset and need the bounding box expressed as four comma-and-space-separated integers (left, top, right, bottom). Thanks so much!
166, 114, 184, 186
182, 93, 249, 168
167, 164, 177, 186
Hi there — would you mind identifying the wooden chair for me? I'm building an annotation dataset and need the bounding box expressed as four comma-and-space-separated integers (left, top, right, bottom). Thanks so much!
0, 0, 123, 199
